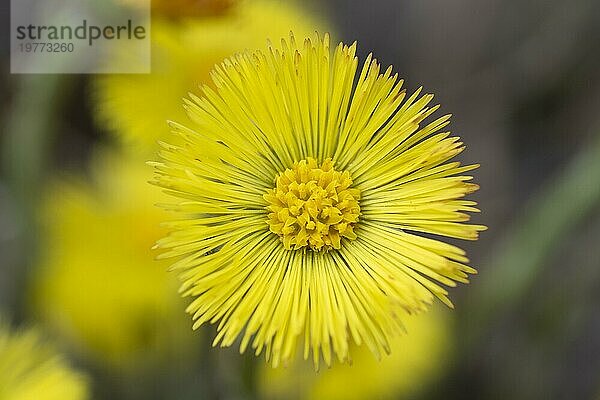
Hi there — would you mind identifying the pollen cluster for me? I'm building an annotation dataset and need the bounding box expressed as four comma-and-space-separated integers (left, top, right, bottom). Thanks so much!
264, 158, 361, 251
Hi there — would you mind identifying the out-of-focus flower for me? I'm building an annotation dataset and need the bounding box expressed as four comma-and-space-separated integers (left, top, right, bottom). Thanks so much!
120, 0, 237, 18
151, 33, 485, 368
95, 0, 326, 154
29, 151, 192, 369
152, 0, 238, 19
0, 319, 89, 400
259, 309, 452, 400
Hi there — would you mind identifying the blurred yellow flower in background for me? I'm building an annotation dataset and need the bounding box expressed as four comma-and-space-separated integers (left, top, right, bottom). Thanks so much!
0, 319, 89, 400
95, 0, 327, 154
29, 151, 192, 369
259, 308, 452, 400
152, 33, 484, 368
151, 0, 238, 19
120, 0, 237, 18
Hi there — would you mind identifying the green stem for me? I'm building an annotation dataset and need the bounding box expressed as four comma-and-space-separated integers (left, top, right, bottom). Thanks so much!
3, 75, 69, 201
466, 133, 600, 343
1, 74, 71, 318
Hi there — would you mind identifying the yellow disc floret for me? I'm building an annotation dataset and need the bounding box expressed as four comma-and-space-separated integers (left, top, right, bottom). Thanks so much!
264, 158, 361, 251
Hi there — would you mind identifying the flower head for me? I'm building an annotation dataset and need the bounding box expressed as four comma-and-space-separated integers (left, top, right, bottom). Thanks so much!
30, 151, 193, 369
0, 319, 89, 400
152, 33, 486, 368
264, 158, 361, 251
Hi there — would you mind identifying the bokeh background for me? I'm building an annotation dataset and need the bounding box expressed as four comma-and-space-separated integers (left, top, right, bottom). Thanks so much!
1, 0, 600, 399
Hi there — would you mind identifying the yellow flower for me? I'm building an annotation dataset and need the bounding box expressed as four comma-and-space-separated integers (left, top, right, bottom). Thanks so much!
0, 319, 89, 400
30, 151, 192, 369
259, 308, 452, 400
94, 0, 326, 154
151, 33, 486, 368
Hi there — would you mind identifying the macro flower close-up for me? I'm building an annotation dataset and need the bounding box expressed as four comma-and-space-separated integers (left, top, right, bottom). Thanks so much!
3, 0, 598, 398
152, 33, 486, 368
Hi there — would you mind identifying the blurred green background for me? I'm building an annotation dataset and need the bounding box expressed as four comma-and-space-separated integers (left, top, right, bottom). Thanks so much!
1, 0, 600, 399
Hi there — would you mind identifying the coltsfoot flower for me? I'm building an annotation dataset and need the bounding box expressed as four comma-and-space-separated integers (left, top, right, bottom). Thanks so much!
0, 319, 89, 400
264, 158, 360, 251
30, 151, 193, 369
152, 33, 486, 368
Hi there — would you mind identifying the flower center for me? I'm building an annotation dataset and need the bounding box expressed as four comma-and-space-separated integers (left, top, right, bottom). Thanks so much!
264, 158, 361, 251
